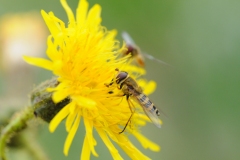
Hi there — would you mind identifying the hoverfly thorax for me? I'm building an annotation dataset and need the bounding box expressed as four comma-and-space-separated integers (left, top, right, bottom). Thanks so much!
125, 45, 138, 56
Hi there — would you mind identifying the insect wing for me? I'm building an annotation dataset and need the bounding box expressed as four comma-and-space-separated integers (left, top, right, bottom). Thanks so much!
122, 31, 136, 46
142, 52, 173, 67
131, 92, 162, 128
122, 31, 172, 67
142, 105, 161, 128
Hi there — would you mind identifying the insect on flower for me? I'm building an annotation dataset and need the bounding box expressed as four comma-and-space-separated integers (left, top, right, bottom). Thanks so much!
23, 0, 161, 159
106, 68, 161, 133
122, 31, 171, 67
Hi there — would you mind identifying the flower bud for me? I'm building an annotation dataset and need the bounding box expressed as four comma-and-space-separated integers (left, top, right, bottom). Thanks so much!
30, 78, 70, 123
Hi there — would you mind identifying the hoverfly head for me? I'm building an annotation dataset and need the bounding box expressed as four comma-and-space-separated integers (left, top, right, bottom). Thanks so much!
116, 71, 128, 84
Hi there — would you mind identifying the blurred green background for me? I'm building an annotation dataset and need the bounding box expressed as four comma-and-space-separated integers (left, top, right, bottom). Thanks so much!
1, 0, 240, 160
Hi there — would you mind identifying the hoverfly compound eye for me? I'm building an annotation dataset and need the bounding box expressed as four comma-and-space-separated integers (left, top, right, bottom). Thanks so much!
116, 72, 128, 84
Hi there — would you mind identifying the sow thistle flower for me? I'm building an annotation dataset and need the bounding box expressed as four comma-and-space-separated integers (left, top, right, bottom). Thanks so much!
24, 0, 161, 159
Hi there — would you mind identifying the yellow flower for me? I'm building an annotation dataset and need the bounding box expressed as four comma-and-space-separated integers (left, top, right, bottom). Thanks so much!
24, 0, 161, 159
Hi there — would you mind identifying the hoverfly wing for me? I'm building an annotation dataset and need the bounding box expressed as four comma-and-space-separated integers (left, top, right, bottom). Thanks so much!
142, 52, 173, 67
142, 105, 161, 128
132, 92, 162, 128
122, 31, 136, 46
122, 31, 172, 68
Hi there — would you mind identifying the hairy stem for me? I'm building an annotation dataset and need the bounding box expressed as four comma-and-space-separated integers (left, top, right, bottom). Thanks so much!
0, 107, 34, 160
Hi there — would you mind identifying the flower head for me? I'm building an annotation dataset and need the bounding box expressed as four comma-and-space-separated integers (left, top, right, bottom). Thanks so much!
24, 0, 161, 159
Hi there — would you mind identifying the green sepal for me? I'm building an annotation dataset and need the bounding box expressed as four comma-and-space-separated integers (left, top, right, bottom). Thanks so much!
30, 78, 70, 123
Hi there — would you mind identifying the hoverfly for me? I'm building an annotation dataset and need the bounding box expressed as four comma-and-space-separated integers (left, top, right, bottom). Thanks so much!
106, 68, 161, 133
122, 31, 171, 67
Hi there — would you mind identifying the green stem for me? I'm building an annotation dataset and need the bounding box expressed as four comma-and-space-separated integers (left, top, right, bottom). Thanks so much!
22, 130, 49, 160
0, 107, 34, 160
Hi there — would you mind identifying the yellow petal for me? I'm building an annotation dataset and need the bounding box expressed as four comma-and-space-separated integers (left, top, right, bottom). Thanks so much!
46, 35, 62, 62
49, 103, 71, 132
41, 10, 61, 38
105, 29, 117, 41
23, 56, 53, 70
60, 0, 76, 28
86, 4, 101, 28
52, 89, 70, 103
96, 128, 123, 160
143, 80, 157, 95
116, 135, 151, 160
77, 0, 89, 26
65, 106, 77, 132
73, 95, 96, 109
64, 111, 81, 156
81, 136, 91, 160
133, 131, 160, 152
84, 118, 98, 157
48, 12, 66, 32
46, 36, 55, 61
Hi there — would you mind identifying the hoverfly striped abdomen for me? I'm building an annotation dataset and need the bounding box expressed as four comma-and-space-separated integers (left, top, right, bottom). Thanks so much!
136, 94, 160, 116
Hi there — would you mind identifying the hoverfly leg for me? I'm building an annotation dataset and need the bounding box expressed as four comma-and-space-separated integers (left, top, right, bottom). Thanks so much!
119, 96, 135, 134
105, 69, 120, 87
127, 96, 135, 113
104, 79, 114, 87
115, 94, 125, 106
119, 111, 133, 134
108, 91, 114, 94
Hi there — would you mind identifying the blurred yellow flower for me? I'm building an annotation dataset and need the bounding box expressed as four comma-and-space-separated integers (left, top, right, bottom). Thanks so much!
0, 12, 47, 107
0, 12, 47, 71
24, 0, 161, 159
